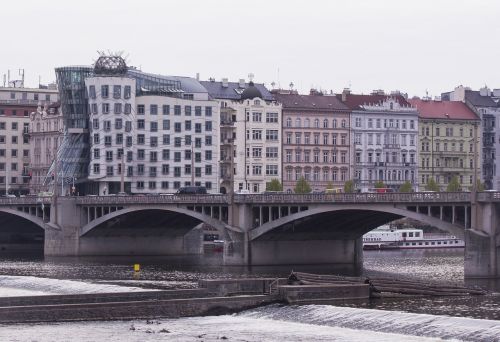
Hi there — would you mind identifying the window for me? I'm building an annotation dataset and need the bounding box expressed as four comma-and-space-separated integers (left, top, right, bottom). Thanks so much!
205, 150, 212, 160
102, 103, 109, 114
115, 118, 122, 130
137, 119, 145, 129
195, 106, 201, 116
137, 134, 145, 145
205, 107, 212, 116
89, 85, 96, 99
162, 105, 170, 115
252, 129, 262, 140
150, 104, 158, 115
91, 103, 98, 114
266, 147, 278, 158
295, 133, 301, 144
205, 136, 212, 146
103, 121, 111, 131
252, 147, 262, 158
252, 165, 262, 175
355, 117, 361, 127
266, 130, 278, 141
93, 133, 99, 144
93, 164, 100, 174
205, 165, 212, 175
174, 122, 182, 132
163, 134, 170, 145
150, 151, 158, 162
137, 105, 145, 115
150, 136, 158, 147
174, 105, 181, 115
324, 134, 329, 145
113, 85, 121, 99
195, 123, 202, 133
266, 165, 278, 175
205, 121, 212, 131
266, 112, 278, 123
92, 119, 99, 130
101, 85, 109, 98
123, 85, 131, 99
150, 122, 158, 132
252, 112, 262, 122
286, 118, 292, 127
106, 150, 113, 162
174, 137, 181, 147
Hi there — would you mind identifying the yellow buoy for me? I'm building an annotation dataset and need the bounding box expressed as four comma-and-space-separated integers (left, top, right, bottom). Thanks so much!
133, 264, 140, 272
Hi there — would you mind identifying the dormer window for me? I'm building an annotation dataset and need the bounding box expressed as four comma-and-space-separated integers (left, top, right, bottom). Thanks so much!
254, 100, 260, 106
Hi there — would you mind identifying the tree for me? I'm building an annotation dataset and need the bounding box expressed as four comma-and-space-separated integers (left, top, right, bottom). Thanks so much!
266, 179, 283, 192
399, 181, 413, 193
426, 178, 440, 191
374, 181, 386, 189
446, 175, 461, 192
475, 179, 485, 191
344, 180, 355, 193
294, 177, 311, 194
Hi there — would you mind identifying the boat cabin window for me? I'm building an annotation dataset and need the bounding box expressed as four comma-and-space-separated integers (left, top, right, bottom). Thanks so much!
409, 232, 414, 237
402, 232, 407, 238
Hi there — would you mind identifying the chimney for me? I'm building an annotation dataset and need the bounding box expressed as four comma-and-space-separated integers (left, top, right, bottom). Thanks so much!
341, 88, 350, 102
238, 79, 245, 88
196, 73, 200, 81
222, 78, 229, 88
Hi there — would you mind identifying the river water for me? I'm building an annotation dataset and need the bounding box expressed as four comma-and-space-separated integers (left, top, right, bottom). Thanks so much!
1, 249, 500, 341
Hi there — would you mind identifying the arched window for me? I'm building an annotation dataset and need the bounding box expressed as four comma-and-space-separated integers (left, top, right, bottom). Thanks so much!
295, 118, 301, 127
333, 119, 337, 128
286, 117, 292, 127
305, 118, 310, 128
323, 119, 328, 128
314, 119, 319, 128
341, 119, 346, 128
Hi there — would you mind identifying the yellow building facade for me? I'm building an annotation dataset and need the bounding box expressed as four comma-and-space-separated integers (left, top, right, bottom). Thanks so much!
410, 99, 480, 191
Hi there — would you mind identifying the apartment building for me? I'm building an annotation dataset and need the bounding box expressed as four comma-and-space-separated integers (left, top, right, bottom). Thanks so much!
275, 91, 351, 192
0, 86, 58, 195
338, 90, 419, 192
443, 85, 500, 189
201, 79, 281, 194
409, 98, 480, 191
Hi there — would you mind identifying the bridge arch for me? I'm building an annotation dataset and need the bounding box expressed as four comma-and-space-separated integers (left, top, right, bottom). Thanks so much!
0, 208, 47, 231
249, 204, 465, 241
80, 205, 231, 237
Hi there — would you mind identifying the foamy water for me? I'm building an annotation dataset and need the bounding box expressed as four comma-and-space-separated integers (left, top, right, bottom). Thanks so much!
0, 275, 154, 297
240, 304, 500, 341
0, 314, 458, 342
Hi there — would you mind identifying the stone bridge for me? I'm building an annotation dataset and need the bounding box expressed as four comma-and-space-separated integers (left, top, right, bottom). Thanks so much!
0, 192, 498, 278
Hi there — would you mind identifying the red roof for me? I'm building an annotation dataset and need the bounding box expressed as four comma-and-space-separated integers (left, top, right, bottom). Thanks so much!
335, 93, 412, 110
408, 99, 479, 120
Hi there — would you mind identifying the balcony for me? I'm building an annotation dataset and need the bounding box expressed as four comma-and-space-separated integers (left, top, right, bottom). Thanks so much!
220, 119, 235, 126
221, 138, 234, 145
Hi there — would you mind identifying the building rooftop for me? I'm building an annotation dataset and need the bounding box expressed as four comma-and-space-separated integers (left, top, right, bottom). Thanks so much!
335, 93, 412, 110
200, 80, 274, 101
409, 99, 480, 120
463, 90, 498, 108
274, 93, 348, 111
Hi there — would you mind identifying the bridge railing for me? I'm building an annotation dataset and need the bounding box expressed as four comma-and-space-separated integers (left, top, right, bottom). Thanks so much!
75, 194, 229, 205
477, 191, 500, 202
0, 197, 52, 206
233, 192, 472, 204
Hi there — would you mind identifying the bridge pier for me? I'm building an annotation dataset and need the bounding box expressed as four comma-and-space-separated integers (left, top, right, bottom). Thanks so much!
465, 201, 500, 278
45, 197, 81, 256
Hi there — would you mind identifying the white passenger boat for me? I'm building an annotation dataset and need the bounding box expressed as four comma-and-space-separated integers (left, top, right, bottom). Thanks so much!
363, 226, 464, 250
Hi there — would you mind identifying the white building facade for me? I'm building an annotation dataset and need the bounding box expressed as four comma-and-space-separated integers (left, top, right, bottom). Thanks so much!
346, 94, 419, 192
202, 79, 282, 194
85, 74, 220, 194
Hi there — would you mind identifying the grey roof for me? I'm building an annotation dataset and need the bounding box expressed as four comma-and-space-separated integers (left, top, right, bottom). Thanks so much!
127, 69, 208, 93
200, 80, 274, 101
464, 90, 498, 108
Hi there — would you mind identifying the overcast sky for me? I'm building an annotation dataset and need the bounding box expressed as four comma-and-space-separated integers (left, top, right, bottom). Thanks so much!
1, 0, 499, 97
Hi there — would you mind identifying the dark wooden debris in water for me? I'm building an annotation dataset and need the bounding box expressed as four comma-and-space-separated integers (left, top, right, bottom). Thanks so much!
288, 272, 486, 297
